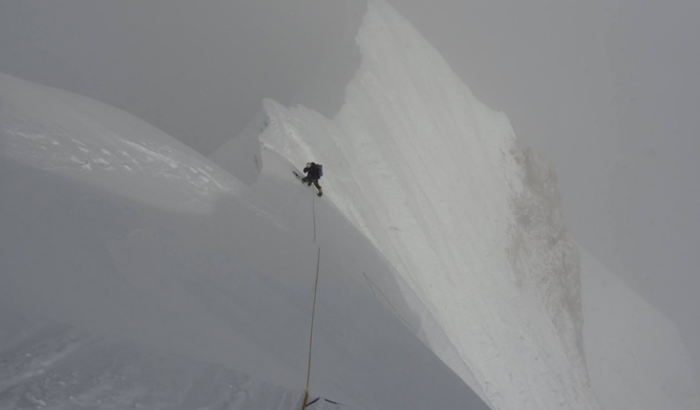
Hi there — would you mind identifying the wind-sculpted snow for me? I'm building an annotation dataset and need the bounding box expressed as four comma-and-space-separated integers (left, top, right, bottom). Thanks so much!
259, 1, 600, 409
0, 71, 489, 409
0, 73, 240, 216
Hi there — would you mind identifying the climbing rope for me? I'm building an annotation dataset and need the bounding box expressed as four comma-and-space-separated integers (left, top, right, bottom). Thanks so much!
302, 247, 322, 410
312, 194, 317, 243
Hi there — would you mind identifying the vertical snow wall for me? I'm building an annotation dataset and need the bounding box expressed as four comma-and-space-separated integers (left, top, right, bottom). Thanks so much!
223, 1, 600, 409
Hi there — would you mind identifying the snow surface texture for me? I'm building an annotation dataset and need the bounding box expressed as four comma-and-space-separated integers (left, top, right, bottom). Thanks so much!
257, 1, 600, 409
581, 250, 700, 410
0, 70, 490, 410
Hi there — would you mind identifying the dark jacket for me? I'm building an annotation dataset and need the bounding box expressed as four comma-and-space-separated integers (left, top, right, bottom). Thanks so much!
303, 163, 322, 180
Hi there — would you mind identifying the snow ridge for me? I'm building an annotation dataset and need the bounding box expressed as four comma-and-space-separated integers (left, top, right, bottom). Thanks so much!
260, 1, 600, 409
1, 65, 489, 409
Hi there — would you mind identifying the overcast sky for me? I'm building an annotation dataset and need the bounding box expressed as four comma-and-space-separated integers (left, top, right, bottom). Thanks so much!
1, 0, 698, 379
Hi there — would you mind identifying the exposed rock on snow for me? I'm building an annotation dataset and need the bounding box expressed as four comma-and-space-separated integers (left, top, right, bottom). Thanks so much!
509, 147, 587, 382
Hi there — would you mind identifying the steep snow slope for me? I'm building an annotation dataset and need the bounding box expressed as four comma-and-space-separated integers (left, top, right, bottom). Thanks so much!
255, 1, 599, 409
0, 71, 489, 410
580, 250, 700, 410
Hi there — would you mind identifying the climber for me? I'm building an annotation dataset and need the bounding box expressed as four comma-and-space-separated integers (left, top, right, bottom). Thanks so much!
301, 162, 323, 197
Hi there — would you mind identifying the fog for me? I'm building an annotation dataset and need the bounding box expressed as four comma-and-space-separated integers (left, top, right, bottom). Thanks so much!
1, 0, 698, 382
389, 0, 700, 381
0, 0, 366, 153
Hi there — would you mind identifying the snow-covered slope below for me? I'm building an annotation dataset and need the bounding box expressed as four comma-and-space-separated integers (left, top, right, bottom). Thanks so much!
254, 1, 599, 409
0, 305, 310, 410
0, 71, 489, 410
581, 249, 700, 410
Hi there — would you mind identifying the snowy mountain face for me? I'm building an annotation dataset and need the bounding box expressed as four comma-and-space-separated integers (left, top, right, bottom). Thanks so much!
6, 1, 674, 410
241, 2, 600, 410
0, 69, 489, 409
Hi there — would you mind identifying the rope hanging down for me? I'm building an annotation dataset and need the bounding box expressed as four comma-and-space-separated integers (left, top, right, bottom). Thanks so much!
302, 247, 322, 410
312, 194, 317, 243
